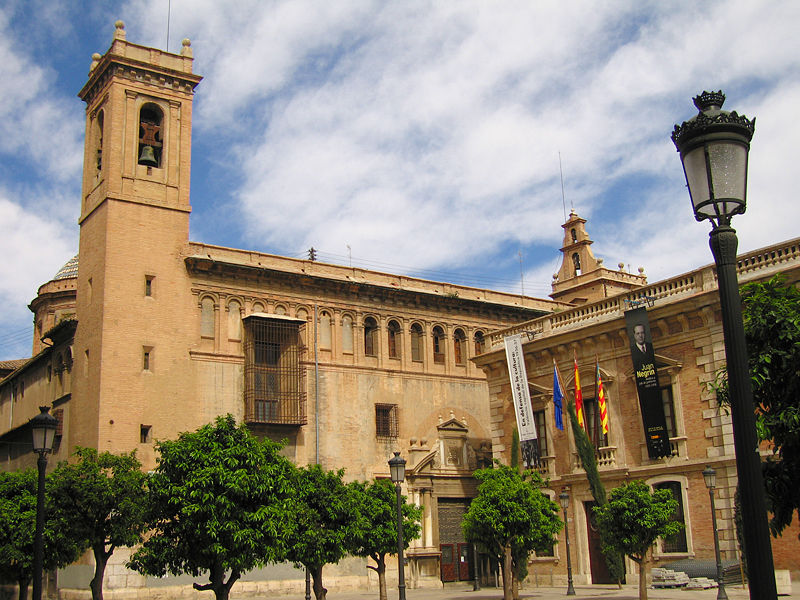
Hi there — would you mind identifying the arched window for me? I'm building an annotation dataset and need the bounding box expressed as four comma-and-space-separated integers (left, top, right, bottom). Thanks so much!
387, 320, 401, 359
570, 228, 577, 243
653, 481, 688, 553
364, 316, 378, 357
252, 302, 265, 314
228, 300, 242, 340
274, 304, 287, 316
295, 307, 309, 322
200, 297, 215, 338
342, 315, 354, 353
474, 331, 486, 355
410, 323, 424, 363
138, 104, 164, 168
319, 311, 332, 349
453, 328, 466, 365
95, 110, 104, 172
432, 326, 445, 364
572, 252, 582, 275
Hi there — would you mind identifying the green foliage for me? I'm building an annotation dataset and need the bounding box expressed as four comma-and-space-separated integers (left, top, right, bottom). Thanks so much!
349, 478, 421, 600
285, 465, 360, 600
593, 480, 683, 563
462, 463, 562, 598
740, 276, 800, 535
349, 478, 421, 561
128, 415, 296, 600
0, 469, 81, 599
567, 403, 624, 582
49, 448, 149, 600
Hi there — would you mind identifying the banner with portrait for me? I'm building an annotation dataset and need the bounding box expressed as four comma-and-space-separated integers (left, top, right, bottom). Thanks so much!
624, 307, 671, 459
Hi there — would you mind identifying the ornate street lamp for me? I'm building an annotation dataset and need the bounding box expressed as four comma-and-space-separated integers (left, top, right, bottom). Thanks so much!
30, 406, 58, 600
703, 467, 729, 600
388, 452, 407, 600
673, 91, 776, 600
559, 490, 576, 596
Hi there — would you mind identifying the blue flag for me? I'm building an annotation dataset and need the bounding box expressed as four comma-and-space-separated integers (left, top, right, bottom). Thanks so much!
553, 361, 565, 431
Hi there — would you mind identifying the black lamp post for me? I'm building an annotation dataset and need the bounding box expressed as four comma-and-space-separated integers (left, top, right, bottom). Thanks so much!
672, 91, 776, 600
703, 466, 729, 600
389, 452, 407, 600
30, 406, 58, 600
559, 491, 576, 596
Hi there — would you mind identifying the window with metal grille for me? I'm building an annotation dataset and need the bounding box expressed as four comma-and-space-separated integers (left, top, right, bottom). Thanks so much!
375, 404, 398, 439
660, 385, 677, 438
364, 316, 378, 357
410, 323, 424, 362
583, 397, 608, 448
453, 328, 466, 365
387, 320, 401, 359
654, 481, 688, 553
534, 409, 548, 456
432, 326, 445, 364
243, 315, 307, 425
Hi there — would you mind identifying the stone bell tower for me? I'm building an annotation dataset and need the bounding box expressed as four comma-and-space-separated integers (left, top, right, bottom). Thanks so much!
550, 209, 647, 305
71, 21, 202, 455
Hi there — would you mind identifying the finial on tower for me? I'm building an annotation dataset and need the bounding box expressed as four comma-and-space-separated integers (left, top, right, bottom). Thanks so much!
181, 38, 193, 58
114, 20, 126, 40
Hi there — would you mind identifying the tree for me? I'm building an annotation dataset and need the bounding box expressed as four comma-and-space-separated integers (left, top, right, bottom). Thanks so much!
349, 478, 421, 600
128, 415, 296, 600
284, 465, 360, 600
0, 469, 82, 600
461, 464, 562, 600
48, 448, 148, 600
567, 402, 625, 584
737, 275, 800, 536
593, 480, 683, 600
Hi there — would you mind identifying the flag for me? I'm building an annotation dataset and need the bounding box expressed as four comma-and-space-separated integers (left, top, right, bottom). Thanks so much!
574, 353, 584, 429
596, 357, 609, 435
552, 360, 565, 431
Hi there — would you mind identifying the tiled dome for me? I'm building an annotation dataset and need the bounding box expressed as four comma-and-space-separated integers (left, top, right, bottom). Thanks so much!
53, 255, 78, 280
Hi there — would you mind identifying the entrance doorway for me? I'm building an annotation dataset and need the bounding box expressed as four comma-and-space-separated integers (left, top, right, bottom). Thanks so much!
438, 499, 472, 582
584, 501, 614, 584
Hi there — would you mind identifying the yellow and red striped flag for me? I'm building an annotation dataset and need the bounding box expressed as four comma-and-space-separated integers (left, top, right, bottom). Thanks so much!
574, 352, 584, 429
596, 357, 609, 434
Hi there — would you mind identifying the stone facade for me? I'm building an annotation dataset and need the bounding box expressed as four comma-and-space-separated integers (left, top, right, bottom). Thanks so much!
0, 22, 562, 599
476, 227, 800, 587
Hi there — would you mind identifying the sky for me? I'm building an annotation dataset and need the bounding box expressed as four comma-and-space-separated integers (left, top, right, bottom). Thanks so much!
0, 0, 798, 361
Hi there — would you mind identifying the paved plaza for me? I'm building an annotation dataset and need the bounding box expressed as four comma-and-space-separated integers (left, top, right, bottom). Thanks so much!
299, 582, 797, 600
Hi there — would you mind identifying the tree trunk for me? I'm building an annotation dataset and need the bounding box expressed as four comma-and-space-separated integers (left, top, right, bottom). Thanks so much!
637, 555, 647, 600
511, 569, 519, 600
502, 544, 513, 600
90, 545, 110, 600
311, 564, 327, 600
17, 577, 29, 600
376, 556, 387, 600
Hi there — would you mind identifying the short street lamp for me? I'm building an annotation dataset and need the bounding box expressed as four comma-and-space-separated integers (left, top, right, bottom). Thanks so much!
559, 491, 576, 596
672, 91, 776, 600
703, 467, 729, 600
389, 452, 407, 600
30, 406, 58, 600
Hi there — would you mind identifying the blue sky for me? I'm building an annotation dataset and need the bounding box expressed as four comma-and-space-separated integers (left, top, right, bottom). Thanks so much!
1, 0, 799, 360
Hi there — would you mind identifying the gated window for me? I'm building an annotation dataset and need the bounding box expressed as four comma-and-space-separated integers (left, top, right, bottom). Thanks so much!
453, 328, 466, 365
410, 323, 424, 362
375, 404, 398, 439
243, 315, 306, 425
387, 320, 401, 359
583, 397, 608, 448
474, 331, 486, 355
432, 326, 445, 364
654, 481, 688, 553
660, 386, 677, 438
364, 316, 378, 357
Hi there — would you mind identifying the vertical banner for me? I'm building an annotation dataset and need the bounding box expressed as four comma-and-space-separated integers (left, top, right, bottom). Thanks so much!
504, 334, 540, 467
625, 307, 671, 459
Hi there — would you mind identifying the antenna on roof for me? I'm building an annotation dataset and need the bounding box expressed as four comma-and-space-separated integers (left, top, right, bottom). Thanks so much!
166, 0, 171, 50
559, 152, 569, 221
